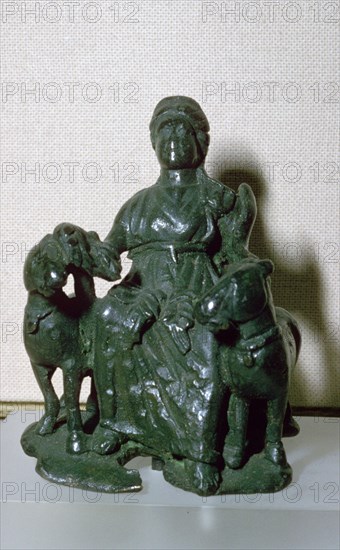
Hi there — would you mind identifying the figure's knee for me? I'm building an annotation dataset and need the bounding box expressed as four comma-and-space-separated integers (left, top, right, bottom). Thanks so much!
93, 298, 122, 350
94, 295, 140, 352
95, 296, 129, 337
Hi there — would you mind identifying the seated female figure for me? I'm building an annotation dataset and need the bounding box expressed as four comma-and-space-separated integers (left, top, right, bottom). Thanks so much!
59, 96, 257, 495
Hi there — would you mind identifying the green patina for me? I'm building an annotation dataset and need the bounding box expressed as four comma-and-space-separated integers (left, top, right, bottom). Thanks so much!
21, 97, 300, 496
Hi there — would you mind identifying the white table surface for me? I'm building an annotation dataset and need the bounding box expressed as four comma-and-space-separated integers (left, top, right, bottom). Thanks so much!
1, 412, 339, 550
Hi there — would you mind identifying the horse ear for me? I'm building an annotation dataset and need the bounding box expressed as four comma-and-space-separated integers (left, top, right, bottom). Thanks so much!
259, 259, 274, 276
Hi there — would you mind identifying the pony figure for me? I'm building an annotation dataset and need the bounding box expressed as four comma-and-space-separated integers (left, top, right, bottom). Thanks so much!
23, 226, 162, 456
196, 258, 301, 470
23, 233, 97, 454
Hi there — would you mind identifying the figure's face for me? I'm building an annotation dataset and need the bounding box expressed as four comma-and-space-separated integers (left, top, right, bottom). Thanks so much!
155, 119, 204, 169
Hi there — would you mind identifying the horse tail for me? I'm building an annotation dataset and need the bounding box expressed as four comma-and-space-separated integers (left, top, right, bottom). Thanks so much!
288, 316, 302, 360
275, 306, 302, 361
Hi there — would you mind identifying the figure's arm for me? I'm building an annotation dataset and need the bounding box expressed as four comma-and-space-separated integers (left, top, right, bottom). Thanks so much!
88, 206, 129, 281
53, 204, 129, 282
215, 183, 257, 268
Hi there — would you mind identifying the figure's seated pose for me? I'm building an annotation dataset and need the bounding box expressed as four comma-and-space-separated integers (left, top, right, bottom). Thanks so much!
22, 97, 299, 497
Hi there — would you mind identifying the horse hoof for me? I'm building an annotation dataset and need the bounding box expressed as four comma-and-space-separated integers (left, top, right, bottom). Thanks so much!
223, 433, 246, 469
223, 445, 245, 469
91, 426, 121, 455
35, 415, 56, 435
66, 431, 89, 454
265, 442, 287, 466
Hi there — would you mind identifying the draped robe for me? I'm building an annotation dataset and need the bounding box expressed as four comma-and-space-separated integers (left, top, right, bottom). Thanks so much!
92, 170, 237, 463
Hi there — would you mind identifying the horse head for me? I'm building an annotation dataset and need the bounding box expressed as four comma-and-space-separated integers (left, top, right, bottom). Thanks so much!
195, 258, 274, 331
24, 235, 68, 297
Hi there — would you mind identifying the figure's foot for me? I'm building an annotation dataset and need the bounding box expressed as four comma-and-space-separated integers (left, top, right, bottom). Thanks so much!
91, 425, 121, 455
190, 461, 221, 496
35, 414, 57, 435
66, 430, 90, 454
265, 441, 287, 467
223, 433, 246, 469
163, 458, 221, 496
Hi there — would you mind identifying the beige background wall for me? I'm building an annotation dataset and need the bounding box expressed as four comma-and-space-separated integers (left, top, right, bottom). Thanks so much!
1, 0, 339, 406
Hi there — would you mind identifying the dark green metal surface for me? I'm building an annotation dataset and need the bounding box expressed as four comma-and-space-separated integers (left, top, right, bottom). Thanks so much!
21, 97, 301, 496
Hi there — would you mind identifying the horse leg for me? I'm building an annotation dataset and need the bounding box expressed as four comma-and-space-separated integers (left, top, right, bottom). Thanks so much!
57, 393, 67, 422
62, 363, 88, 454
31, 362, 60, 435
265, 394, 288, 466
223, 393, 249, 469
82, 375, 99, 432
86, 375, 98, 416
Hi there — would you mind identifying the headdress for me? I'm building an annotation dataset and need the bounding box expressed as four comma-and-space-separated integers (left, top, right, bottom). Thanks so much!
150, 96, 210, 156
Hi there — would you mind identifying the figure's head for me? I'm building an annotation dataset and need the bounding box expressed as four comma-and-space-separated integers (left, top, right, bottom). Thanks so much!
24, 235, 68, 297
195, 258, 274, 331
150, 96, 210, 169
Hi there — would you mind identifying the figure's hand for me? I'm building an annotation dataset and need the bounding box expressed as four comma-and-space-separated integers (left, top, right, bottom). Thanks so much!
53, 224, 121, 281
160, 292, 195, 354
54, 223, 79, 240
135, 290, 162, 322
118, 290, 163, 350
54, 223, 84, 246
161, 291, 195, 330
86, 232, 121, 281
53, 223, 91, 268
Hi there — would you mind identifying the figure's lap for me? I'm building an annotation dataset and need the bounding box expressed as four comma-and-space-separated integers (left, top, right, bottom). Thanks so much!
111, 320, 224, 463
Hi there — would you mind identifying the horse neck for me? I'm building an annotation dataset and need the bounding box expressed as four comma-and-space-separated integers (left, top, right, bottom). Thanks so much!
237, 303, 277, 340
28, 288, 65, 307
70, 266, 96, 308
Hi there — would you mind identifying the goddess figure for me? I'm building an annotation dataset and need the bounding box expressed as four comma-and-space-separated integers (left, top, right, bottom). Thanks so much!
55, 96, 256, 494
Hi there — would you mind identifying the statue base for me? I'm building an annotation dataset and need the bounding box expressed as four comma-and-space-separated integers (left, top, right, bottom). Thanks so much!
21, 421, 143, 494
162, 454, 292, 496
21, 418, 292, 496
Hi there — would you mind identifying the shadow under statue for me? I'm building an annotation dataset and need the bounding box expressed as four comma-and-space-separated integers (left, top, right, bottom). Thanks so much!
21, 96, 301, 497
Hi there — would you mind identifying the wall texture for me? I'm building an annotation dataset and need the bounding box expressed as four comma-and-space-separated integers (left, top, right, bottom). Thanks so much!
1, 0, 339, 406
